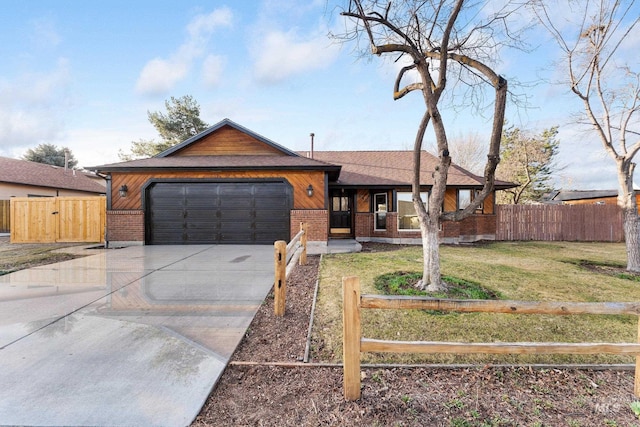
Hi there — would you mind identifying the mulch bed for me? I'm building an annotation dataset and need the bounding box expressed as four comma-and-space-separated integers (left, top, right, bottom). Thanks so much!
192, 250, 640, 426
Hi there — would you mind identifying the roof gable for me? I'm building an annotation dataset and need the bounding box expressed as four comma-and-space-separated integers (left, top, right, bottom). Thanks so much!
157, 118, 299, 158
0, 156, 106, 193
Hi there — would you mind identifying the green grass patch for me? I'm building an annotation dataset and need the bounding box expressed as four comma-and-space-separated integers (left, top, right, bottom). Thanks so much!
374, 271, 501, 300
312, 241, 640, 365
616, 272, 640, 282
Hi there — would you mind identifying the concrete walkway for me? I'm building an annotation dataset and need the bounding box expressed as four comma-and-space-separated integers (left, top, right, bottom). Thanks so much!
0, 245, 274, 426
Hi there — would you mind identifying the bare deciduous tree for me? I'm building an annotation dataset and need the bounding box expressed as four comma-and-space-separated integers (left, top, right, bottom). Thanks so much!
340, 0, 522, 290
533, 0, 640, 271
439, 132, 487, 176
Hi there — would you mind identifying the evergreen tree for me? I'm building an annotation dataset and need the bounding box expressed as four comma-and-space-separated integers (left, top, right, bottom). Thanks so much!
497, 126, 560, 204
119, 95, 209, 160
22, 143, 78, 169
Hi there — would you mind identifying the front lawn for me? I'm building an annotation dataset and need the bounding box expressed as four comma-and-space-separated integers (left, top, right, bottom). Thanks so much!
312, 241, 640, 365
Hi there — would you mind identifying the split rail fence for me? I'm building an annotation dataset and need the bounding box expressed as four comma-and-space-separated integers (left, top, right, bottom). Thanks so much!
342, 276, 640, 401
496, 204, 624, 242
273, 222, 307, 316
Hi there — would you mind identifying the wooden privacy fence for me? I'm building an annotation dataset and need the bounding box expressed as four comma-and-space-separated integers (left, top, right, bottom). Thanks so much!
10, 196, 106, 243
273, 222, 308, 316
0, 200, 9, 233
496, 204, 624, 242
342, 276, 640, 401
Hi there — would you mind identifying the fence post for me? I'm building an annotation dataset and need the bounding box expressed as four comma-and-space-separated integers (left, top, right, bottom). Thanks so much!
300, 222, 307, 265
636, 317, 640, 397
343, 276, 362, 400
274, 240, 287, 316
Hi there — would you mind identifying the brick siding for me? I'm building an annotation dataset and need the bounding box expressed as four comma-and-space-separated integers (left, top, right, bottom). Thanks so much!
290, 209, 328, 242
106, 210, 144, 242
356, 212, 496, 243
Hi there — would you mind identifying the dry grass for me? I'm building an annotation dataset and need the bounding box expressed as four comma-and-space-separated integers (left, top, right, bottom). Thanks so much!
311, 241, 640, 365
0, 236, 82, 275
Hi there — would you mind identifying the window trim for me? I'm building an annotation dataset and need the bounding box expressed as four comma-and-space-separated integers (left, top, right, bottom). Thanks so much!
458, 189, 472, 210
373, 192, 387, 231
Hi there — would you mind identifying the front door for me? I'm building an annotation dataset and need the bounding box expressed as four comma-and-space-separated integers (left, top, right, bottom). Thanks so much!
329, 189, 353, 237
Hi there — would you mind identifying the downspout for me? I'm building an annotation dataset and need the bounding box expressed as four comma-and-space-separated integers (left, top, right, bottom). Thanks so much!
95, 172, 111, 248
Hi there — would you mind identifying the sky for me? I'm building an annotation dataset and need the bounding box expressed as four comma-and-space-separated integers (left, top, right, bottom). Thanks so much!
0, 0, 638, 190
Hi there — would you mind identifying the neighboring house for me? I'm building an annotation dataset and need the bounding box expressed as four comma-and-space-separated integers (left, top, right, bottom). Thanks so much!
90, 118, 515, 249
546, 189, 640, 212
0, 156, 106, 198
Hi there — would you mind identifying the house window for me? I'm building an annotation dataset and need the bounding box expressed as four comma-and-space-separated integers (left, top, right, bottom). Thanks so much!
333, 196, 349, 212
397, 192, 428, 230
458, 189, 472, 210
458, 189, 484, 212
374, 193, 387, 230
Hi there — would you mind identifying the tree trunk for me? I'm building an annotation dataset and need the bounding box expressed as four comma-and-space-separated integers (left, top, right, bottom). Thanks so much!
623, 206, 640, 272
412, 103, 449, 292
617, 160, 640, 272
424, 219, 444, 292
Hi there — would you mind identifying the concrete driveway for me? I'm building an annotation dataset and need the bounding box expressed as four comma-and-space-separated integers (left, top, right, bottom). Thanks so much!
0, 244, 275, 426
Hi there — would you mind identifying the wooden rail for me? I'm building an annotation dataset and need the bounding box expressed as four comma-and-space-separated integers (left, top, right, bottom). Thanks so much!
342, 276, 640, 401
273, 222, 307, 316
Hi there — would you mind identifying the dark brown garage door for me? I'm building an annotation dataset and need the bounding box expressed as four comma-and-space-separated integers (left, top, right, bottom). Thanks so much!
146, 181, 292, 244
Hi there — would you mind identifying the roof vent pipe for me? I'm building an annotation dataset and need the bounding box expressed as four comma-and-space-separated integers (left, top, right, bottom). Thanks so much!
310, 133, 315, 159
64, 150, 69, 172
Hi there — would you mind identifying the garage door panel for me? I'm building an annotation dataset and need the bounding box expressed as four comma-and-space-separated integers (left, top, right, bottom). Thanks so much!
151, 185, 184, 199
219, 230, 256, 243
147, 181, 291, 244
220, 220, 252, 234
254, 208, 288, 219
185, 210, 219, 220
152, 209, 185, 220
152, 230, 185, 243
220, 198, 252, 209
219, 209, 252, 221
184, 231, 219, 243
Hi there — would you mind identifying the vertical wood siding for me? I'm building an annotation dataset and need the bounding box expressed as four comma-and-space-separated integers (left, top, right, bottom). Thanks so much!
10, 197, 106, 243
0, 200, 9, 232
496, 204, 624, 242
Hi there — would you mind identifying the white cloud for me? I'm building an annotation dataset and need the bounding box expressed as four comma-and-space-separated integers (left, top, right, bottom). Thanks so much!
0, 58, 71, 154
30, 17, 61, 49
187, 7, 233, 38
135, 7, 232, 96
252, 29, 340, 84
136, 58, 190, 95
201, 55, 225, 88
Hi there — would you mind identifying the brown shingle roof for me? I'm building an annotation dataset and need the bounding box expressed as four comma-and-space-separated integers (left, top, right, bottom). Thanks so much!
92, 155, 335, 169
89, 155, 342, 179
0, 156, 106, 193
308, 151, 513, 188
